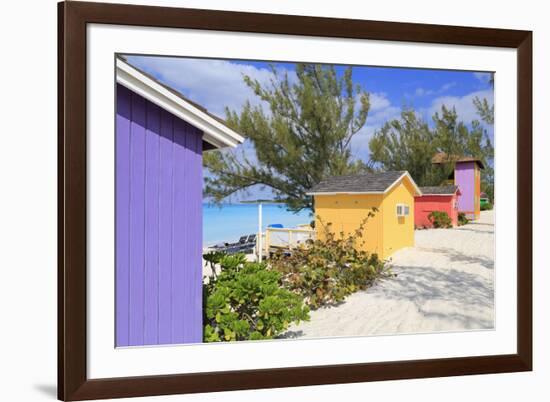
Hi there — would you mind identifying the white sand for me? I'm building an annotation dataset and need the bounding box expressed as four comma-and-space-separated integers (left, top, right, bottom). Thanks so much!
283, 210, 495, 339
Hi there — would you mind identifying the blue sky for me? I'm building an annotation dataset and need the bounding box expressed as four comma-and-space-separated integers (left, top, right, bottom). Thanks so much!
125, 55, 494, 201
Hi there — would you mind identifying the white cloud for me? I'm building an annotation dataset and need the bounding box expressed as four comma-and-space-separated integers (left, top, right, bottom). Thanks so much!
350, 92, 401, 159
369, 92, 391, 111
473, 72, 493, 83
369, 106, 401, 126
124, 56, 403, 165
366, 92, 400, 125
415, 88, 429, 97
126, 56, 400, 129
349, 125, 377, 157
125, 56, 295, 118
353, 87, 496, 160
412, 82, 456, 98
440, 82, 457, 92
427, 89, 494, 124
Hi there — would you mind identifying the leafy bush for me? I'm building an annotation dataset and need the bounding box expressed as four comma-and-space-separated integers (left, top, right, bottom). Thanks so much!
458, 212, 469, 226
480, 202, 493, 211
269, 210, 393, 309
203, 253, 309, 342
428, 211, 452, 228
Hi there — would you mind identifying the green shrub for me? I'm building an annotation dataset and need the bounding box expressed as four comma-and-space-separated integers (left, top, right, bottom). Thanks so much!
480, 202, 493, 211
203, 253, 309, 342
269, 210, 393, 309
458, 212, 469, 226
428, 211, 452, 228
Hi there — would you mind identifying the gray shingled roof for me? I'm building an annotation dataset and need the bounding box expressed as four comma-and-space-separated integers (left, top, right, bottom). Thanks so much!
432, 152, 485, 169
307, 171, 408, 194
419, 185, 459, 195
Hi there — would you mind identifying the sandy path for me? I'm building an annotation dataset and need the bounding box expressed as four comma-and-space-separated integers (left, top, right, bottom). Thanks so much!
283, 210, 495, 339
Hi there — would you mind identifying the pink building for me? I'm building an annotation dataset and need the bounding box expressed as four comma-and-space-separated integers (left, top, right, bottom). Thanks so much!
415, 186, 460, 228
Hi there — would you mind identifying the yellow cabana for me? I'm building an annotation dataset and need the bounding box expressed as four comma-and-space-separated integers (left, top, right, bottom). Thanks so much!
307, 171, 422, 259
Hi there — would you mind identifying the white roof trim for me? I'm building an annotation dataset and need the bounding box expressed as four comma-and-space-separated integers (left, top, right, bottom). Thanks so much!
386, 171, 422, 196
306, 172, 422, 196
116, 58, 244, 149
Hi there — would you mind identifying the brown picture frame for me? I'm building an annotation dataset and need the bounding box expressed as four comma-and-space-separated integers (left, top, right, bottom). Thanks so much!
58, 1, 532, 400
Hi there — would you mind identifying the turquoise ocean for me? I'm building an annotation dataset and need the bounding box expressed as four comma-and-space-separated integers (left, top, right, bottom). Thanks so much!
203, 203, 312, 246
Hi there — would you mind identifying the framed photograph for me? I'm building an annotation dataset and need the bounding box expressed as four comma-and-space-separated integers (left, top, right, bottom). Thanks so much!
58, 1, 532, 400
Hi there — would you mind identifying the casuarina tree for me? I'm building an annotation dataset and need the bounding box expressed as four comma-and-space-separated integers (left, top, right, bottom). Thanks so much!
368, 105, 494, 191
473, 74, 495, 201
203, 64, 371, 213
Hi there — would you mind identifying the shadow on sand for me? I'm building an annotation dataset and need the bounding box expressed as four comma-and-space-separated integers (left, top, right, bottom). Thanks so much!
382, 262, 494, 328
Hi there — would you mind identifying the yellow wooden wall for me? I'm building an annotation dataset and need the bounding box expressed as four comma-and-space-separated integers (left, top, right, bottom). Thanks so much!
381, 179, 415, 258
313, 178, 416, 259
314, 194, 384, 256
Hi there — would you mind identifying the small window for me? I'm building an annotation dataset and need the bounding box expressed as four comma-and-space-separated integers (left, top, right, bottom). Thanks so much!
396, 203, 409, 217
396, 204, 403, 216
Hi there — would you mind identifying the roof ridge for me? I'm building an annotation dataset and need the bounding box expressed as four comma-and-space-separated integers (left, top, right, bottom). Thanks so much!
307, 170, 418, 195
320, 170, 405, 178
418, 184, 460, 195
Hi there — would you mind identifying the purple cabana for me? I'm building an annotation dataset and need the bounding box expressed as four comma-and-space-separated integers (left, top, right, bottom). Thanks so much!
432, 153, 485, 220
115, 58, 243, 347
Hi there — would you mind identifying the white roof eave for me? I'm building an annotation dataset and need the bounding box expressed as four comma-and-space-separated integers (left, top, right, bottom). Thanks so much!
116, 58, 244, 149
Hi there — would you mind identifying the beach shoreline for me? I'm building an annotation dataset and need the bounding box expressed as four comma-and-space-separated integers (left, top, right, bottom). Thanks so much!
203, 203, 311, 246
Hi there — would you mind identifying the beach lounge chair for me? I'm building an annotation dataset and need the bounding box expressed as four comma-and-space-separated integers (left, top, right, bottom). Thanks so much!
228, 234, 256, 254
226, 235, 249, 248
232, 235, 249, 246
241, 234, 257, 254
223, 234, 252, 254
210, 234, 257, 255
209, 235, 247, 253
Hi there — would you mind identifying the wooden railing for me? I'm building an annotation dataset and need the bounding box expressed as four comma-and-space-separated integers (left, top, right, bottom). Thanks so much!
263, 227, 315, 255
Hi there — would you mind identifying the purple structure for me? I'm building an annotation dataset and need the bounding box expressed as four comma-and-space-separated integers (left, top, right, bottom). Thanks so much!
455, 162, 475, 218
432, 153, 484, 221
114, 58, 242, 347
116, 84, 203, 346
454, 161, 483, 220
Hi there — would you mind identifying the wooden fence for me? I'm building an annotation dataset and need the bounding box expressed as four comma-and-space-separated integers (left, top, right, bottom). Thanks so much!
263, 227, 315, 255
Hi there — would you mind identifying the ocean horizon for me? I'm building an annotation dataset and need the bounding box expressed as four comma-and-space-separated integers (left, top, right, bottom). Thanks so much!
203, 203, 312, 246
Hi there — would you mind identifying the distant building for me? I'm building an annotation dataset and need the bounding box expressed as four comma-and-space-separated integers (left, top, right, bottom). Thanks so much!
432, 152, 485, 220
307, 171, 421, 259
415, 185, 461, 228
115, 57, 244, 346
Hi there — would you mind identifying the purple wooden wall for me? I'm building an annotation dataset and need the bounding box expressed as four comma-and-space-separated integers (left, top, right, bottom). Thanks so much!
455, 162, 475, 218
116, 84, 203, 347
